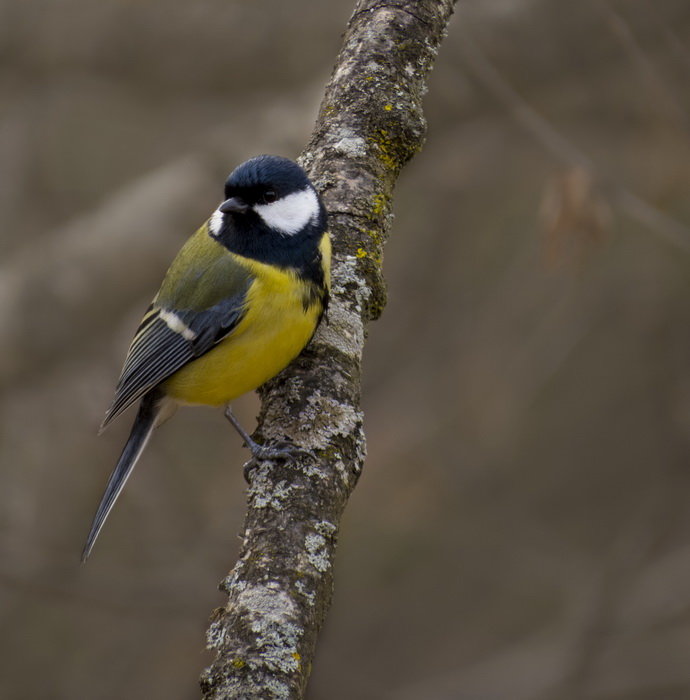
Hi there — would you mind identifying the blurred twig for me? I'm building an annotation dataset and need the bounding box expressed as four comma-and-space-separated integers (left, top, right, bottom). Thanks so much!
640, 0, 690, 76
459, 25, 690, 253
597, 0, 690, 129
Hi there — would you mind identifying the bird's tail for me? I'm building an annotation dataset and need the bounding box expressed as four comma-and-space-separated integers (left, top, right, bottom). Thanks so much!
81, 391, 165, 562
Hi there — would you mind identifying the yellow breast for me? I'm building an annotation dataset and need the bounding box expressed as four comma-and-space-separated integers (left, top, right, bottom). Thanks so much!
162, 256, 325, 407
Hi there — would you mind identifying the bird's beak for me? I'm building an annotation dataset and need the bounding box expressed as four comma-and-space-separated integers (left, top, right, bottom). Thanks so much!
219, 197, 249, 214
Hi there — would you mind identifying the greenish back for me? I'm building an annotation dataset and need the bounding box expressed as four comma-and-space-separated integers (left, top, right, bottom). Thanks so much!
156, 224, 252, 311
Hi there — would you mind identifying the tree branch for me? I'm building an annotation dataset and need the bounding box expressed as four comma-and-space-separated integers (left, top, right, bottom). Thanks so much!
200, 1, 456, 698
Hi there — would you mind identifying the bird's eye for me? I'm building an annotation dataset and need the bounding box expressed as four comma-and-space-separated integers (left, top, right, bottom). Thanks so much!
263, 190, 277, 204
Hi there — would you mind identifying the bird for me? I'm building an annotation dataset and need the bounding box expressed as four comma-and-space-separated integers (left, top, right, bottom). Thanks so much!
82, 155, 330, 561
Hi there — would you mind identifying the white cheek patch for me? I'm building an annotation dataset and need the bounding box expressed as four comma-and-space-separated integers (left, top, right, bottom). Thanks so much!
208, 208, 224, 237
254, 187, 319, 236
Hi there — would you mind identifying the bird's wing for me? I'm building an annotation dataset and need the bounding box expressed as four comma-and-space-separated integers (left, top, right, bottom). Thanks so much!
101, 225, 253, 429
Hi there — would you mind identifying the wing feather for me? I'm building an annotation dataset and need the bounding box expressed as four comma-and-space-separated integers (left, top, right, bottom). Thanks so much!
102, 294, 249, 430
101, 225, 254, 430
102, 319, 194, 428
120, 315, 176, 377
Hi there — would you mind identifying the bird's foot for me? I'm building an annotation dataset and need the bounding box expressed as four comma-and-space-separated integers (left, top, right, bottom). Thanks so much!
249, 440, 315, 463
242, 441, 316, 482
224, 405, 315, 481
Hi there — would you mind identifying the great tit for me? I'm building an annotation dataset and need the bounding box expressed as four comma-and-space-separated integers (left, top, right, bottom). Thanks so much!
82, 155, 330, 561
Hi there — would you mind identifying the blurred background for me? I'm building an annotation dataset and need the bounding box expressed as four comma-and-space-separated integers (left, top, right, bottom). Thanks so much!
2, 0, 690, 698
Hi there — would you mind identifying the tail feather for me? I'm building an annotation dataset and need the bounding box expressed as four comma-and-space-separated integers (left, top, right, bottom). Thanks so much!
81, 392, 162, 562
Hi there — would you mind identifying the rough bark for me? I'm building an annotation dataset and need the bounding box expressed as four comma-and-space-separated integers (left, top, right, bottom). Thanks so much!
200, 2, 457, 698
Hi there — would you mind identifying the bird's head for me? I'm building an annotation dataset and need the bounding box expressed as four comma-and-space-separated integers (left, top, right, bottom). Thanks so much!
209, 155, 324, 239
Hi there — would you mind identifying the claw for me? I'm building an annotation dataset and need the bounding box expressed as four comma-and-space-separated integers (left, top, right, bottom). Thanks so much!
225, 405, 316, 480
242, 443, 316, 483
254, 440, 315, 463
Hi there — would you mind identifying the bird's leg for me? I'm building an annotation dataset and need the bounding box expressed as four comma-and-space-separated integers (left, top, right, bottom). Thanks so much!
223, 405, 315, 478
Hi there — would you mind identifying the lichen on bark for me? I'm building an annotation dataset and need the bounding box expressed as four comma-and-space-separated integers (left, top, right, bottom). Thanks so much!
201, 2, 456, 698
